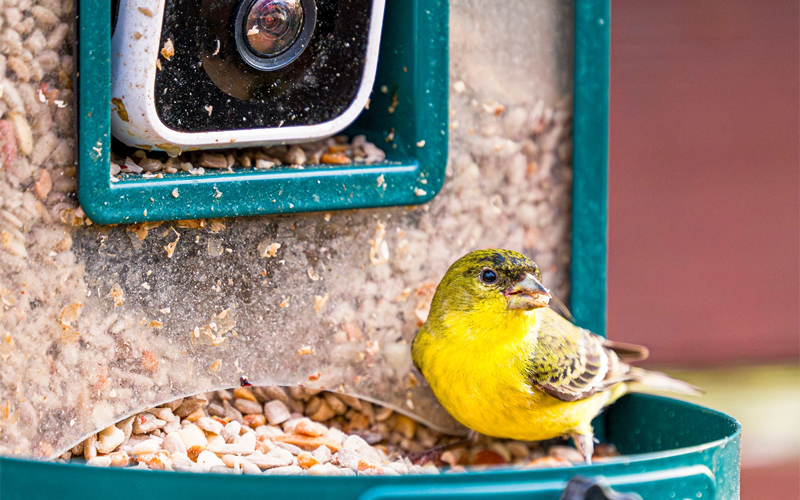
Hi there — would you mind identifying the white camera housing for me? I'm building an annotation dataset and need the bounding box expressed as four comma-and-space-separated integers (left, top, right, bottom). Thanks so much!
110, 0, 385, 153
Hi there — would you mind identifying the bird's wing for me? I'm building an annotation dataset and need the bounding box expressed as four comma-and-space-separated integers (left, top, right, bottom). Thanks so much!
528, 309, 634, 402
602, 339, 649, 362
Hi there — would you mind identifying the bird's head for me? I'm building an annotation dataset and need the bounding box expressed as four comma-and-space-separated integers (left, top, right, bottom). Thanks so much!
429, 249, 551, 321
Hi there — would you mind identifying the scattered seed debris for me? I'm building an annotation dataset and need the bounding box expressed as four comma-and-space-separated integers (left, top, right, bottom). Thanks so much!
365, 340, 380, 356
161, 38, 175, 60
59, 302, 82, 326
258, 241, 281, 258
314, 294, 329, 314
109, 284, 125, 307
368, 221, 389, 266
164, 232, 180, 258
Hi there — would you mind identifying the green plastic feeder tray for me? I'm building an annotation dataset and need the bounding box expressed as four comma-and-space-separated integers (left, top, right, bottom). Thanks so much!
0, 396, 740, 500
0, 0, 741, 499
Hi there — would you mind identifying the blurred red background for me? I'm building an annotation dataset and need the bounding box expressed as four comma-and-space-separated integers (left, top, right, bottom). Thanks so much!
607, 0, 799, 366
607, 2, 799, 499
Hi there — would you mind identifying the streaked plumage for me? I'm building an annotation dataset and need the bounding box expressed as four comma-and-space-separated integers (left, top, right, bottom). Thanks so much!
411, 249, 701, 463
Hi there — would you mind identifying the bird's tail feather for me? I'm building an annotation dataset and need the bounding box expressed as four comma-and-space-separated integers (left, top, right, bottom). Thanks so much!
626, 367, 704, 397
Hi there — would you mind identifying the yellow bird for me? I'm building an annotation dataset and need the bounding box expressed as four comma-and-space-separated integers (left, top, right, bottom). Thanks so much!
411, 249, 701, 463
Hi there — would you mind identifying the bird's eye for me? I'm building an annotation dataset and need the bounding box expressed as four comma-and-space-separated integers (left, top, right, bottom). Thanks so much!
480, 269, 498, 284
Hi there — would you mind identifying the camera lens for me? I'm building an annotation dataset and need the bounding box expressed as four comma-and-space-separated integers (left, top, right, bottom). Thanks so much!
244, 0, 303, 57
234, 0, 316, 72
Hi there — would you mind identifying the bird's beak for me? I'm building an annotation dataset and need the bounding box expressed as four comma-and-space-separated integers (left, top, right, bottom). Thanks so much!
506, 273, 552, 310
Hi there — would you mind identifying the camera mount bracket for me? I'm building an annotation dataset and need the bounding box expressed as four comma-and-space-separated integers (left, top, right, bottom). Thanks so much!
76, 0, 448, 224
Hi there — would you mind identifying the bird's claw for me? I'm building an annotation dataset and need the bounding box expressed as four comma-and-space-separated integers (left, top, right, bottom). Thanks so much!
407, 432, 477, 465
571, 433, 595, 465
407, 447, 443, 466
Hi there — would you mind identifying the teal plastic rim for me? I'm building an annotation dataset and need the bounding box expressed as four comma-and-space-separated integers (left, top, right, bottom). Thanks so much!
76, 0, 449, 225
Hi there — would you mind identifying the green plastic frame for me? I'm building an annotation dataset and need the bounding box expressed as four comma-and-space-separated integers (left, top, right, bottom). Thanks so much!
570, 0, 610, 337
76, 0, 449, 225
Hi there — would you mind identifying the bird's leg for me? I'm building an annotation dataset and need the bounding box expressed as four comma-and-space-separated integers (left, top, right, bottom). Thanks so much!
570, 433, 595, 465
407, 431, 477, 465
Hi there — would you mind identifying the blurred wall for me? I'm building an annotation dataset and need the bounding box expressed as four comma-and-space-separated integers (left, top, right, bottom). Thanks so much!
607, 0, 800, 366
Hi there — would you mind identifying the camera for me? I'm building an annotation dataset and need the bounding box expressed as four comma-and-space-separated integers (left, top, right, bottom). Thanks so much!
110, 0, 386, 153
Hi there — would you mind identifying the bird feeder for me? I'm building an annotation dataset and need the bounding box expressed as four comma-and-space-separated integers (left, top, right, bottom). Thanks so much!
0, 0, 740, 498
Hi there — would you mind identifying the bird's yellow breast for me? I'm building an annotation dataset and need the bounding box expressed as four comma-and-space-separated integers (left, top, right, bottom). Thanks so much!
413, 308, 610, 441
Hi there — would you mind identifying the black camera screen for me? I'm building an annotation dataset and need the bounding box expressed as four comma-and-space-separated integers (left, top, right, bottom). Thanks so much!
154, 0, 373, 133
